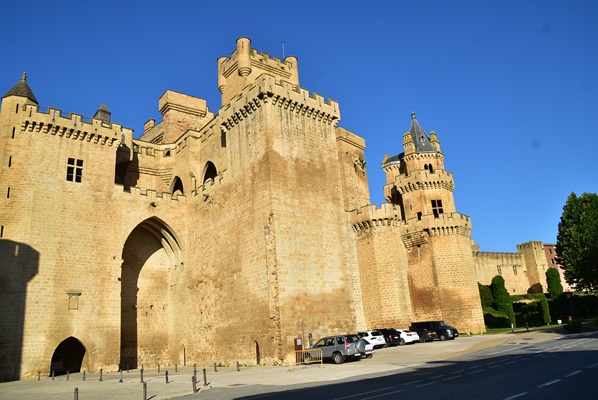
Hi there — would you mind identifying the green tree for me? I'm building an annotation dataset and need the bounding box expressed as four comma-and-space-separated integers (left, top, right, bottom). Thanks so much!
539, 296, 551, 325
545, 267, 564, 299
556, 192, 598, 291
491, 275, 515, 326
478, 283, 493, 309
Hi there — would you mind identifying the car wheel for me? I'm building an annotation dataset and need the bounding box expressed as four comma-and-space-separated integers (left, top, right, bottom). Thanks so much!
399, 338, 406, 346
366, 353, 373, 358
439, 334, 447, 341
332, 352, 344, 364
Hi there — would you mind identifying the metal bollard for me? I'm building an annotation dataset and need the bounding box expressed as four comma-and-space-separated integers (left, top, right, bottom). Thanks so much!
143, 382, 147, 400
158, 363, 160, 373
140, 368, 144, 383
67, 370, 70, 381
203, 368, 208, 386
193, 363, 197, 382
165, 370, 169, 384
119, 369, 123, 383
99, 368, 103, 382
127, 363, 129, 373
52, 370, 55, 380
214, 362, 217, 372
74, 387, 79, 400
37, 371, 40, 381
175, 363, 178, 373
83, 371, 86, 381
192, 375, 197, 393
237, 362, 240, 372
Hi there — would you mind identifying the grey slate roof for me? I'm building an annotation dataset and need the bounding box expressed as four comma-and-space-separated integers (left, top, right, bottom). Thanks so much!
409, 112, 435, 153
2, 73, 38, 104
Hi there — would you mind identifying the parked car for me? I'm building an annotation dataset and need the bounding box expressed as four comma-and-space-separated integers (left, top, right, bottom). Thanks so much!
411, 328, 437, 343
395, 329, 420, 345
348, 334, 374, 358
311, 335, 363, 364
410, 321, 459, 341
375, 328, 401, 346
357, 330, 387, 349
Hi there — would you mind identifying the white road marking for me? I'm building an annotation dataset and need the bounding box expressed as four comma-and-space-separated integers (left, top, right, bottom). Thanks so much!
537, 379, 561, 387
331, 387, 396, 400
360, 389, 404, 399
565, 370, 582, 377
502, 392, 528, 400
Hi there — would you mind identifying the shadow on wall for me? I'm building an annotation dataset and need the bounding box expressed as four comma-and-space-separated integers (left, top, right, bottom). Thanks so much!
0, 240, 40, 382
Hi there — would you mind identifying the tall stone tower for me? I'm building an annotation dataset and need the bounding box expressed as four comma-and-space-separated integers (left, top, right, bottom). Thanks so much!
382, 112, 484, 333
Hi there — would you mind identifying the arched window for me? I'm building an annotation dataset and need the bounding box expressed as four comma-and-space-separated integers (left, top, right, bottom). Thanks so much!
203, 162, 218, 185
171, 176, 184, 196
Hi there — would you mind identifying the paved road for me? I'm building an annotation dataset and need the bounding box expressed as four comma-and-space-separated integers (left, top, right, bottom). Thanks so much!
1, 329, 594, 400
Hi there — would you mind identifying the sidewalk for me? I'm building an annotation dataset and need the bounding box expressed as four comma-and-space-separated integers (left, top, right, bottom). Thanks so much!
0, 329, 562, 400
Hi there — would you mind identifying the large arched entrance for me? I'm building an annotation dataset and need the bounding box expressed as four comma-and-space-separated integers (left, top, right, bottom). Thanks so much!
50, 337, 86, 376
119, 217, 182, 369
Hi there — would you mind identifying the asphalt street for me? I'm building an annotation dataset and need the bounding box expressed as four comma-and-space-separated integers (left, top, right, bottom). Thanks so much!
1, 329, 595, 400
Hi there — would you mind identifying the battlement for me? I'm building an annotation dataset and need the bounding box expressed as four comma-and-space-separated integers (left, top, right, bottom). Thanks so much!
473, 250, 523, 262
388, 169, 454, 196
218, 38, 300, 105
403, 212, 472, 237
114, 184, 187, 205
220, 74, 340, 130
19, 104, 132, 147
349, 203, 401, 231
516, 241, 545, 251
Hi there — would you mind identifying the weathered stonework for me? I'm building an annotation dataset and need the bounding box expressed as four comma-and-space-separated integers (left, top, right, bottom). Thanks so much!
1, 38, 497, 382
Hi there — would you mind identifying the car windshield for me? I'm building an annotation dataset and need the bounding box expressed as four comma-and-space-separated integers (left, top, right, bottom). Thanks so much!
371, 331, 382, 336
439, 322, 449, 326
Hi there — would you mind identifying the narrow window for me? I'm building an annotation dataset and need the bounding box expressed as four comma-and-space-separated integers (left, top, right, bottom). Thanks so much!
424, 164, 429, 171
66, 158, 83, 183
417, 212, 422, 221
12, 127, 15, 139
497, 266, 502, 275
221, 131, 227, 148
8, 156, 12, 167
431, 199, 443, 218
15, 104, 19, 113
0, 225, 3, 238
7, 187, 10, 198
428, 164, 434, 173
513, 266, 517, 275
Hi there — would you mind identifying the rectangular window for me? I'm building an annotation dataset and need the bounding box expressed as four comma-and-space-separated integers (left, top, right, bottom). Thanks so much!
66, 158, 83, 182
513, 266, 517, 275
431, 199, 444, 218
497, 266, 502, 275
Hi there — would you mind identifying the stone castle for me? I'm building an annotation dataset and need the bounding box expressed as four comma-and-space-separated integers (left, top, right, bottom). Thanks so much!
1, 38, 553, 381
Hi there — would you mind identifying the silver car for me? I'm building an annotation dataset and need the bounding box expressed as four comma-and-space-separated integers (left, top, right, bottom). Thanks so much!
311, 335, 363, 364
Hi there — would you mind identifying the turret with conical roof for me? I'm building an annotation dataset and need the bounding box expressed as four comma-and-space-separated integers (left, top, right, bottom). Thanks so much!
2, 73, 38, 105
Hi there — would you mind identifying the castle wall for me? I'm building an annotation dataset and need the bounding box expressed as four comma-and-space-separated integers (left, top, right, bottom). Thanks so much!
352, 204, 414, 329
473, 251, 530, 294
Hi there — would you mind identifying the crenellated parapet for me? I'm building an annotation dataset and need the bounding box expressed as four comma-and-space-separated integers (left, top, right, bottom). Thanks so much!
349, 203, 401, 233
389, 169, 454, 196
401, 212, 472, 247
218, 37, 299, 105
219, 74, 339, 131
20, 104, 132, 147
114, 185, 187, 205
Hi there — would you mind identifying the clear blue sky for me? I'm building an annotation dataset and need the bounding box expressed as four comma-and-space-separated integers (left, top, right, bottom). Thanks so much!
1, 1, 596, 252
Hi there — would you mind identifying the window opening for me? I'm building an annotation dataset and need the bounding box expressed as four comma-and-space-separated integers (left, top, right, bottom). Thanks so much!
0, 225, 3, 238
513, 266, 518, 275
12, 127, 15, 139
7, 187, 10, 198
221, 131, 227, 148
497, 266, 502, 275
431, 199, 443, 218
417, 212, 422, 221
66, 158, 83, 182
8, 156, 12, 167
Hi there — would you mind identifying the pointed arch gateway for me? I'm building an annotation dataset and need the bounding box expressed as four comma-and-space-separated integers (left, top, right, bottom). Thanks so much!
120, 217, 183, 369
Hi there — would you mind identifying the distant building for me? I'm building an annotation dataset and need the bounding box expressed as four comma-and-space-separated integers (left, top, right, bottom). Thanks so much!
544, 244, 572, 292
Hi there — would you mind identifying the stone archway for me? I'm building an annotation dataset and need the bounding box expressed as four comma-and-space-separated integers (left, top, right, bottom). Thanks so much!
120, 217, 182, 370
50, 337, 86, 376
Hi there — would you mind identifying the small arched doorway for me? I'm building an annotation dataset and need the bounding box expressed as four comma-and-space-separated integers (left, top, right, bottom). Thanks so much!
50, 337, 86, 376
